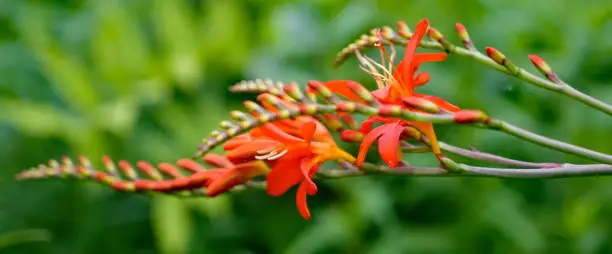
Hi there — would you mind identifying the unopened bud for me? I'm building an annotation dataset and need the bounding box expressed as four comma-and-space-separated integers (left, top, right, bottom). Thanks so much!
340, 130, 364, 143
427, 27, 452, 51
397, 21, 412, 39
528, 54, 561, 83
453, 110, 488, 124
455, 23, 475, 50
485, 47, 518, 74
401, 97, 440, 113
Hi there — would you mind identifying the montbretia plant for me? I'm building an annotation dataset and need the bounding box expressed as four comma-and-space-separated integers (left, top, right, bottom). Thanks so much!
17, 19, 612, 220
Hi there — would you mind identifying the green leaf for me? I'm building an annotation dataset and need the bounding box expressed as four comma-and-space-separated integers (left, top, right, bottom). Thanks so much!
17, 4, 100, 112
0, 100, 80, 137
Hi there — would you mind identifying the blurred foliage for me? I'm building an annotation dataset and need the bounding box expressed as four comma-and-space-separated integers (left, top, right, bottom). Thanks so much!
2, 0, 612, 253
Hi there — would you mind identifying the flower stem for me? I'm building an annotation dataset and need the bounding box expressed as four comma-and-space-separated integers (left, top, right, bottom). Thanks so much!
415, 35, 612, 116
485, 119, 612, 164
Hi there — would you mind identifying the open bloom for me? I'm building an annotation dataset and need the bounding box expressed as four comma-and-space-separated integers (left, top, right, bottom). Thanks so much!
321, 19, 461, 167
224, 119, 355, 219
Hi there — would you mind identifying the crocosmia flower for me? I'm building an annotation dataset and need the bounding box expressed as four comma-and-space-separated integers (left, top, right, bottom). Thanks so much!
322, 19, 461, 168
224, 119, 355, 219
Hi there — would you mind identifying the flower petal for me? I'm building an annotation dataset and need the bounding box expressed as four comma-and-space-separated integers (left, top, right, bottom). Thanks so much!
413, 53, 447, 66
413, 94, 461, 112
413, 72, 430, 87
408, 121, 441, 155
359, 116, 386, 133
377, 122, 405, 168
205, 169, 243, 197
223, 134, 252, 151
296, 181, 312, 219
203, 153, 234, 169
260, 123, 304, 144
356, 124, 388, 166
394, 19, 429, 85
299, 121, 317, 143
300, 157, 318, 195
225, 139, 282, 163
321, 80, 368, 104
266, 157, 303, 196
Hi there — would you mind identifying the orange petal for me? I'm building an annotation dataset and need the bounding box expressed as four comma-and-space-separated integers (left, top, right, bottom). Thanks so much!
413, 72, 430, 87
266, 158, 303, 196
413, 53, 447, 66
234, 160, 269, 177
225, 139, 282, 163
205, 170, 241, 197
377, 122, 404, 168
359, 116, 386, 133
296, 181, 312, 219
409, 121, 441, 155
356, 124, 387, 166
405, 19, 429, 59
260, 123, 303, 144
223, 134, 253, 150
299, 121, 317, 143
300, 158, 318, 195
203, 153, 234, 168
413, 94, 461, 112
321, 80, 368, 104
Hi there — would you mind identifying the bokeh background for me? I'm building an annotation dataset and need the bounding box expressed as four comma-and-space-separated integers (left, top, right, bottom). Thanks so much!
2, 0, 612, 253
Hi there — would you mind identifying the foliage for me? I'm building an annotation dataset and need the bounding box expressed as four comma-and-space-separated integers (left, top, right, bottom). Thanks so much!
3, 0, 612, 253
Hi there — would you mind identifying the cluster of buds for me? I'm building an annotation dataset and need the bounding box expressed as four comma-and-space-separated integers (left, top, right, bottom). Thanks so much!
17, 19, 495, 220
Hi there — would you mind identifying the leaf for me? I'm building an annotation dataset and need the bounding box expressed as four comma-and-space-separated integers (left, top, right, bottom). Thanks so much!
152, 196, 193, 254
0, 100, 80, 137
152, 0, 202, 89
91, 0, 154, 94
17, 5, 100, 112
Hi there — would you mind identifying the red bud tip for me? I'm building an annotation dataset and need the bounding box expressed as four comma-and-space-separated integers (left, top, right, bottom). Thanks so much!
102, 155, 112, 165
528, 54, 544, 66
455, 23, 466, 33
397, 21, 412, 38
340, 130, 364, 143
453, 110, 488, 124
118, 160, 131, 170
177, 158, 205, 172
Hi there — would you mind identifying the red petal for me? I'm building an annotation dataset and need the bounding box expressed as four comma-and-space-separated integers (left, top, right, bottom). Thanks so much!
225, 139, 282, 163
296, 181, 312, 219
223, 134, 252, 150
203, 153, 234, 168
266, 157, 303, 196
356, 124, 387, 166
205, 170, 243, 197
300, 158, 318, 195
321, 80, 368, 104
359, 116, 386, 133
413, 53, 447, 66
233, 160, 269, 177
413, 72, 430, 87
405, 19, 429, 59
408, 121, 441, 155
299, 121, 317, 143
377, 122, 404, 168
260, 123, 303, 143
371, 86, 390, 101
413, 94, 461, 112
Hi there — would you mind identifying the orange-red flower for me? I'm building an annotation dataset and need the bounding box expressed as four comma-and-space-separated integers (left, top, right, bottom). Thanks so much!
321, 19, 461, 167
176, 153, 269, 197
224, 119, 355, 219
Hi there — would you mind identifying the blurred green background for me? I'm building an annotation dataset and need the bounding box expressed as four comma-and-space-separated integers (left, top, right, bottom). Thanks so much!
2, 0, 612, 253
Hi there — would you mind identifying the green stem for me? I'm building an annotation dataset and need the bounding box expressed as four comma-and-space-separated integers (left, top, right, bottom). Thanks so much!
486, 119, 612, 164
416, 37, 612, 116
